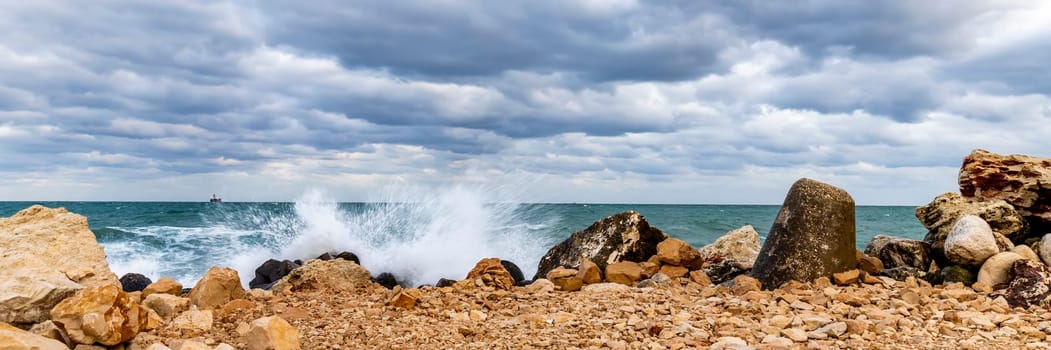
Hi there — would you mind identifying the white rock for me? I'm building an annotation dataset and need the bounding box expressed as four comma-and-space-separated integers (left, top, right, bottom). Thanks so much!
781, 328, 808, 342
977, 252, 1025, 287
1012, 245, 1040, 263
698, 225, 761, 269
944, 215, 999, 266
710, 336, 752, 350
1040, 234, 1051, 266
581, 283, 632, 293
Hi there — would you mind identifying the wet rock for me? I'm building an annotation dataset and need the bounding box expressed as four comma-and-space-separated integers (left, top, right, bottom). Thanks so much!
272, 259, 372, 294
499, 260, 525, 285
335, 252, 359, 264
978, 252, 1025, 287
576, 259, 602, 284
702, 260, 747, 285
751, 178, 856, 289
1004, 259, 1051, 308
316, 252, 334, 261
605, 261, 643, 286
855, 249, 884, 275
546, 267, 583, 292
864, 235, 931, 270
142, 278, 182, 298
534, 211, 667, 280
249, 260, 300, 290
916, 192, 1029, 259
246, 316, 301, 350
656, 238, 699, 266
959, 149, 1051, 234
120, 273, 152, 293
1, 206, 120, 325
0, 322, 69, 350
50, 284, 147, 346
940, 265, 976, 285
187, 267, 245, 310
698, 225, 761, 270
465, 258, 515, 291
435, 278, 457, 288
944, 215, 999, 267
371, 273, 399, 289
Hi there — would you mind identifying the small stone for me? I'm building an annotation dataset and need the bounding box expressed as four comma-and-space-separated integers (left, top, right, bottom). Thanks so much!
689, 270, 712, 286
142, 278, 183, 298
143, 293, 190, 321
547, 267, 583, 292
659, 265, 689, 279
781, 328, 808, 342
217, 299, 255, 318
387, 288, 421, 309
832, 269, 859, 285
576, 259, 603, 284
761, 334, 793, 347
731, 275, 761, 296
170, 306, 213, 334
523, 279, 555, 294
709, 336, 750, 350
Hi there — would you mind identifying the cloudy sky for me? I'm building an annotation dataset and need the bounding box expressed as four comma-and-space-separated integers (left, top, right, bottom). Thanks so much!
0, 1, 1048, 204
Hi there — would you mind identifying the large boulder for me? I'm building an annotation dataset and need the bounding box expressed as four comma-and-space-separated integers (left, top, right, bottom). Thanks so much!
271, 259, 373, 294
0, 206, 120, 325
50, 284, 147, 346
977, 252, 1025, 288
944, 215, 999, 267
697, 225, 761, 270
534, 211, 667, 280
863, 235, 932, 270
464, 258, 515, 291
750, 178, 857, 289
0, 322, 69, 350
249, 260, 300, 290
916, 192, 1028, 259
1003, 259, 1051, 308
656, 238, 700, 267
187, 267, 245, 310
959, 149, 1051, 234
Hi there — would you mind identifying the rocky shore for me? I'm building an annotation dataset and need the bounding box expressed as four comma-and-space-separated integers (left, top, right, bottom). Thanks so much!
2, 148, 1051, 349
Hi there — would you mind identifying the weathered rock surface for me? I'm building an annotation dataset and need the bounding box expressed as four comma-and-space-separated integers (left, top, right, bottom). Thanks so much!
656, 238, 700, 267
546, 267, 583, 292
0, 205, 120, 325
187, 267, 245, 310
534, 211, 667, 280
271, 259, 372, 295
246, 316, 301, 350
977, 252, 1024, 287
169, 306, 213, 334
959, 149, 1051, 233
464, 258, 515, 291
142, 293, 190, 321
576, 259, 602, 284
993, 232, 1014, 252
50, 284, 147, 346
944, 215, 999, 267
855, 250, 884, 275
1004, 259, 1051, 308
916, 192, 1029, 258
0, 322, 69, 350
386, 287, 421, 310
751, 178, 856, 289
864, 235, 931, 270
698, 225, 761, 270
142, 278, 183, 298
249, 260, 300, 290
605, 261, 643, 286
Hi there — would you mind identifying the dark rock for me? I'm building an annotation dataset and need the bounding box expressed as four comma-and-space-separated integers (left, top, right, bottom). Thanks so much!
750, 178, 857, 289
534, 211, 668, 280
180, 287, 192, 296
249, 259, 300, 290
916, 192, 1028, 261
864, 235, 932, 270
316, 252, 334, 260
335, 251, 360, 264
516, 279, 533, 287
372, 272, 399, 289
702, 260, 746, 285
119, 273, 152, 292
436, 278, 457, 288
1003, 259, 1051, 308
879, 266, 931, 282
940, 265, 977, 285
959, 149, 1051, 235
294, 259, 303, 266
500, 260, 525, 285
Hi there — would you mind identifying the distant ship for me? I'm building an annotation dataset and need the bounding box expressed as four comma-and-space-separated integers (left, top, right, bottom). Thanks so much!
209, 194, 222, 203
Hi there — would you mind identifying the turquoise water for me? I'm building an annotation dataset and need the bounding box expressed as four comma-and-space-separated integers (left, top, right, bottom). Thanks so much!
0, 199, 925, 286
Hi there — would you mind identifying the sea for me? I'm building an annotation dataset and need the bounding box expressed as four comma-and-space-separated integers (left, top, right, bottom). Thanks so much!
0, 188, 927, 288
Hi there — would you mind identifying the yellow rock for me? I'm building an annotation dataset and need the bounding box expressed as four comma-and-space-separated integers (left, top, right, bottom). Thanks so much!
49, 284, 146, 346
387, 288, 421, 310
464, 258, 515, 291
605, 262, 643, 286
576, 259, 603, 284
0, 322, 69, 350
142, 278, 183, 298
246, 316, 301, 350
187, 267, 245, 310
